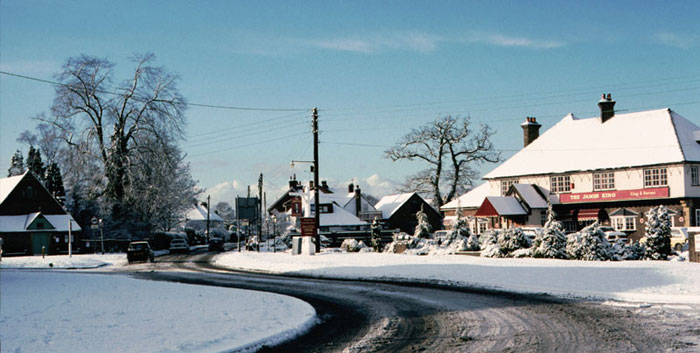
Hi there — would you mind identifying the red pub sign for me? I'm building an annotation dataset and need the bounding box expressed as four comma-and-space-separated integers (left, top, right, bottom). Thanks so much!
560, 187, 668, 204
300, 217, 316, 237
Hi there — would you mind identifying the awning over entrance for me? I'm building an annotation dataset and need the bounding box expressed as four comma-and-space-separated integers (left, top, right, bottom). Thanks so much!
577, 208, 600, 220
475, 196, 527, 217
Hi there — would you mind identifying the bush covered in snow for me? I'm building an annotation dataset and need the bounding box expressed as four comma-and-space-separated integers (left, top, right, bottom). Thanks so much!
414, 205, 433, 239
643, 206, 672, 260
341, 238, 367, 252
611, 239, 645, 261
532, 203, 567, 259
479, 228, 530, 257
566, 222, 613, 261
480, 230, 502, 257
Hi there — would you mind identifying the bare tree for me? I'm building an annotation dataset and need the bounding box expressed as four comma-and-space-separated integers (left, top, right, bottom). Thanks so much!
46, 54, 186, 204
386, 115, 499, 208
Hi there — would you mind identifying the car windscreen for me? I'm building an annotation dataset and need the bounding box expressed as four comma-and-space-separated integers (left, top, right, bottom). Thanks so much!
129, 243, 146, 250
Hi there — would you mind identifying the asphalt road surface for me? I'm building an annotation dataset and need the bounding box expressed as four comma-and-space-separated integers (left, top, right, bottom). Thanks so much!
130, 249, 699, 352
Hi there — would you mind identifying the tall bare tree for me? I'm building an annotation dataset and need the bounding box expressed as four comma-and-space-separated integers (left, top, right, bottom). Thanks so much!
386, 115, 500, 208
44, 54, 187, 218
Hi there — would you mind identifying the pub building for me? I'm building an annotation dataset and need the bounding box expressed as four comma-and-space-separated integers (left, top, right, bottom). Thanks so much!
442, 94, 700, 241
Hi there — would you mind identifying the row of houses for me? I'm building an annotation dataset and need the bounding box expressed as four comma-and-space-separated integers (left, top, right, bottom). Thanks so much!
267, 177, 442, 244
4, 94, 700, 253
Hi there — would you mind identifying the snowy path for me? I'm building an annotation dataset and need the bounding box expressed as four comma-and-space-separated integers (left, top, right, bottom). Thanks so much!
0, 270, 316, 353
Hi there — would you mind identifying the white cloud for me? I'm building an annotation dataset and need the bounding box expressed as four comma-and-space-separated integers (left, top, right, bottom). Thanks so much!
347, 174, 398, 198
205, 180, 246, 206
654, 32, 696, 49
307, 32, 443, 54
464, 32, 565, 49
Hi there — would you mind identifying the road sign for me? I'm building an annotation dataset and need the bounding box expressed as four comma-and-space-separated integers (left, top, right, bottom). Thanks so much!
91, 217, 98, 225
300, 217, 316, 237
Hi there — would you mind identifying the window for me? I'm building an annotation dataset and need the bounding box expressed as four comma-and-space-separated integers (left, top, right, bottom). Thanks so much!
612, 216, 637, 231
696, 209, 700, 227
310, 203, 333, 214
550, 175, 571, 193
643, 168, 668, 187
540, 210, 547, 226
692, 166, 699, 186
501, 179, 517, 195
21, 186, 34, 200
593, 172, 615, 191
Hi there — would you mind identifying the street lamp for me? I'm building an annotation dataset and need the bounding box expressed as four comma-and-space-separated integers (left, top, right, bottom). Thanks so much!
271, 215, 277, 253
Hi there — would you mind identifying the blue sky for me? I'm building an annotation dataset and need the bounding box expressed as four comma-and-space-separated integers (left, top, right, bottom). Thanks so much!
2, 1, 700, 204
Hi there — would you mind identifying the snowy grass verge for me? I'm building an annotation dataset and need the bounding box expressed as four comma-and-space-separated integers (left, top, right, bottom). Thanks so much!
0, 254, 127, 269
0, 270, 316, 353
216, 251, 700, 305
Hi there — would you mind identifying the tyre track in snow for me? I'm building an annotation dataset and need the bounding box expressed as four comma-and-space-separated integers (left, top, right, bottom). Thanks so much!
137, 251, 682, 352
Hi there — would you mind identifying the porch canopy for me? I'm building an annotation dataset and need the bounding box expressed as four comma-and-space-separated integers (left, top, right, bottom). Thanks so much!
577, 208, 601, 221
474, 196, 527, 218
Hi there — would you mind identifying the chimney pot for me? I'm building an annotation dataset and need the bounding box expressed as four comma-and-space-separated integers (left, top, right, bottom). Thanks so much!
598, 93, 616, 123
348, 183, 354, 193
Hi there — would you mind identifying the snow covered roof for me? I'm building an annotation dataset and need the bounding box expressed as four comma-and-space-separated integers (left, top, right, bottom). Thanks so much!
186, 204, 224, 222
511, 184, 549, 209
0, 173, 25, 204
375, 193, 414, 219
484, 109, 700, 179
319, 204, 368, 227
0, 214, 81, 232
440, 183, 490, 210
475, 196, 527, 217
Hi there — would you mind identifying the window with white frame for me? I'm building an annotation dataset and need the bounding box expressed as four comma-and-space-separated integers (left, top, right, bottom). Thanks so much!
692, 165, 699, 186
612, 216, 637, 231
643, 167, 667, 187
550, 175, 571, 193
593, 172, 615, 191
501, 179, 517, 195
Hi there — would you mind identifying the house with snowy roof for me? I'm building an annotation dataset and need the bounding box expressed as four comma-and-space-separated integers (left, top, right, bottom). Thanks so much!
184, 202, 224, 231
444, 94, 700, 241
375, 192, 442, 235
0, 172, 82, 255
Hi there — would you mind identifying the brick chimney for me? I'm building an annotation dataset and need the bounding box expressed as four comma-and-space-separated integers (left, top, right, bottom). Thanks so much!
355, 186, 362, 217
598, 93, 616, 123
520, 117, 541, 147
289, 174, 298, 190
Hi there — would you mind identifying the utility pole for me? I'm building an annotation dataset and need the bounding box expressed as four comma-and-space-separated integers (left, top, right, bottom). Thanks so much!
313, 107, 321, 253
206, 194, 211, 243
258, 173, 263, 252
236, 196, 241, 252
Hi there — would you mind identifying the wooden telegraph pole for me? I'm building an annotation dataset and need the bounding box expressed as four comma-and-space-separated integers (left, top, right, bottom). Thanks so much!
313, 108, 321, 252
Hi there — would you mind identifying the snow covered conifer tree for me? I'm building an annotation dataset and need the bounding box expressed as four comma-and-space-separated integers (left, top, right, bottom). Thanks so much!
498, 227, 529, 256
26, 145, 45, 182
7, 150, 25, 177
568, 222, 612, 261
480, 230, 502, 257
643, 206, 672, 260
414, 204, 432, 238
45, 163, 66, 199
533, 202, 567, 259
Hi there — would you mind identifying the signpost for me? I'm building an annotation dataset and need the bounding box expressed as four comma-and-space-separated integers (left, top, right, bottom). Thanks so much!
300, 217, 316, 238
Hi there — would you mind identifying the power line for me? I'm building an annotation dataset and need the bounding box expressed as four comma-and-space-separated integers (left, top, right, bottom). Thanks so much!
0, 70, 310, 112
188, 131, 310, 157
187, 111, 307, 139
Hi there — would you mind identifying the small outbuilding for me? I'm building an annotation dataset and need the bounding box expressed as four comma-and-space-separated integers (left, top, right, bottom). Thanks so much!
375, 193, 442, 235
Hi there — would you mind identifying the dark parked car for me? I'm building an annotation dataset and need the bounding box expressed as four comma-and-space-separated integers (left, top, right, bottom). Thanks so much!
127, 241, 155, 263
208, 237, 225, 252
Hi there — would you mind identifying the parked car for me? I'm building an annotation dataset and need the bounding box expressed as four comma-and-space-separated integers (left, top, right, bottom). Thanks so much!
169, 238, 190, 253
520, 227, 542, 242
599, 226, 628, 243
669, 227, 700, 251
127, 241, 154, 263
433, 230, 449, 243
208, 237, 224, 252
